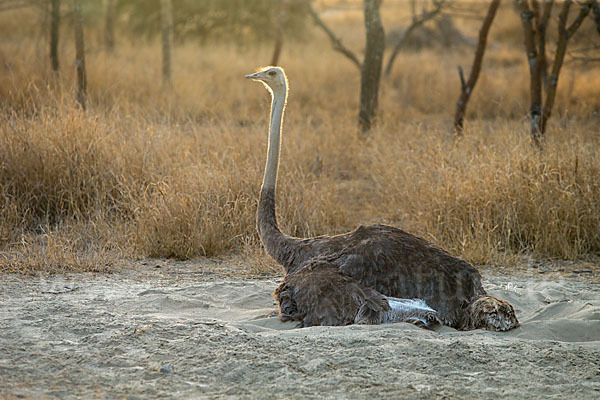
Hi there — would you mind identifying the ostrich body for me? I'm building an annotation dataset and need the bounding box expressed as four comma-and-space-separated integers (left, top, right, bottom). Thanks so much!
245, 66, 518, 331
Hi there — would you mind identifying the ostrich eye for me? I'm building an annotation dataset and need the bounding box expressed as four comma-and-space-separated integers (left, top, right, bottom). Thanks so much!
268, 71, 276, 76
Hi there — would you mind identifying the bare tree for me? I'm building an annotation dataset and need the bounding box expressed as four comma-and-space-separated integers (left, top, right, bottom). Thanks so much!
516, 0, 592, 146
359, 0, 384, 132
104, 0, 115, 53
453, 0, 501, 136
72, 0, 86, 110
160, 0, 173, 87
49, 0, 60, 72
539, 0, 593, 135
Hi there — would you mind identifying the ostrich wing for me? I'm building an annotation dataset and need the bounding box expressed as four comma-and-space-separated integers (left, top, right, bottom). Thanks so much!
274, 260, 391, 327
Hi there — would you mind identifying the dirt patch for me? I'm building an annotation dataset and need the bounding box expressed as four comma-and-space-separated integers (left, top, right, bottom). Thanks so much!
1, 263, 599, 399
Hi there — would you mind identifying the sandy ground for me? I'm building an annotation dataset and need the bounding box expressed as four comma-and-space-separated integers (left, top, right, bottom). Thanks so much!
1, 262, 599, 399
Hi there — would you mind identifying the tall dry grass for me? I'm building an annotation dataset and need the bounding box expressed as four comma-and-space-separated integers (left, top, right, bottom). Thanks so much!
0, 6, 599, 273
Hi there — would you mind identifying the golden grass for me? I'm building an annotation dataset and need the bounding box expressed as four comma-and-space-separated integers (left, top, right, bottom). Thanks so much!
0, 6, 599, 273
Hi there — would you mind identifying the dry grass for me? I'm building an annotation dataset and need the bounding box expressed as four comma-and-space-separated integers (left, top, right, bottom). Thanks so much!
0, 6, 599, 274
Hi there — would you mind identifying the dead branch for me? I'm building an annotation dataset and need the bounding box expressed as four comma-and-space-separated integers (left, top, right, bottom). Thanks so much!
384, 0, 445, 77
453, 0, 501, 136
570, 56, 600, 62
566, 0, 592, 38
304, 0, 361, 69
569, 44, 600, 63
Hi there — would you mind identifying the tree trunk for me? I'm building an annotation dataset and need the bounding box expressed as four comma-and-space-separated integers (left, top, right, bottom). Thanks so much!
160, 0, 173, 87
515, 0, 543, 145
359, 0, 384, 133
453, 0, 500, 136
73, 0, 86, 110
104, 0, 115, 53
50, 0, 60, 72
531, 0, 554, 88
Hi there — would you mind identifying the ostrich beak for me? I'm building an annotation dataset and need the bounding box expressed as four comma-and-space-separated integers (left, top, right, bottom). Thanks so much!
245, 72, 262, 80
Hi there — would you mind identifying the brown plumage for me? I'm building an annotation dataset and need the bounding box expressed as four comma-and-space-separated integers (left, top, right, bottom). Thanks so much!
274, 260, 391, 327
246, 66, 519, 331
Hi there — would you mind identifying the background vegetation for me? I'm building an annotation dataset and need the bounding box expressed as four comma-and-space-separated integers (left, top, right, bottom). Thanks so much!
0, 0, 599, 273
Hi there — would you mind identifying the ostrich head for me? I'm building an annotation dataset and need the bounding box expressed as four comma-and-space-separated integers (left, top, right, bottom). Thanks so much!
245, 66, 287, 96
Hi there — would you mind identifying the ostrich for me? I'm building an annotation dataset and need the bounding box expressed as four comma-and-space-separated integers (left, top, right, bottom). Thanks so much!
245, 66, 518, 331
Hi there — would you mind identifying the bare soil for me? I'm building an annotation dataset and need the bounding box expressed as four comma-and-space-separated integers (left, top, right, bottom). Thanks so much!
1, 261, 599, 399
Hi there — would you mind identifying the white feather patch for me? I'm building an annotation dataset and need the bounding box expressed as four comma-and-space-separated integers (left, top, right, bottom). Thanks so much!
382, 297, 439, 324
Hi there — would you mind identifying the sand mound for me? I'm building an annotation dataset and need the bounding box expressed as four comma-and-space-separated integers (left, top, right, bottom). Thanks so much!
1, 266, 599, 399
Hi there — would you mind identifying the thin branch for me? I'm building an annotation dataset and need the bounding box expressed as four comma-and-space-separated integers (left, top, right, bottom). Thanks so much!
569, 44, 600, 52
568, 43, 600, 62
566, 0, 593, 38
453, 0, 501, 136
570, 56, 600, 62
384, 0, 445, 77
305, 0, 361, 69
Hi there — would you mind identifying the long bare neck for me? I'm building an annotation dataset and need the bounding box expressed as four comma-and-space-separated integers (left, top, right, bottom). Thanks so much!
263, 87, 285, 190
257, 83, 293, 266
